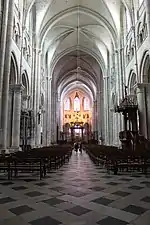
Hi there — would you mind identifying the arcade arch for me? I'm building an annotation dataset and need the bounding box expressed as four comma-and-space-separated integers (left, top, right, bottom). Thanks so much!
7, 55, 19, 148
50, 48, 104, 144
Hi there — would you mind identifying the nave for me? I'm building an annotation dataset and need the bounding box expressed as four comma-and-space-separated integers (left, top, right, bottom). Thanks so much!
0, 151, 150, 225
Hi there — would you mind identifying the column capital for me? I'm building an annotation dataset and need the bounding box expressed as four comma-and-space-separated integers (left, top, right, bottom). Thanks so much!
22, 94, 30, 101
46, 76, 52, 81
114, 48, 124, 53
97, 91, 102, 94
9, 84, 25, 93
9, 87, 14, 94
136, 82, 150, 89
33, 48, 42, 55
103, 76, 109, 79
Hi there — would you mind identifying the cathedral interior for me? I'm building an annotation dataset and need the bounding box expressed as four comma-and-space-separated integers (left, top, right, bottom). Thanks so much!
0, 0, 150, 224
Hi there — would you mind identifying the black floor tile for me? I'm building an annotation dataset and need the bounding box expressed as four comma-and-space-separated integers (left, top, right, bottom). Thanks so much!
97, 216, 128, 225
102, 176, 113, 179
68, 191, 88, 197
50, 187, 65, 192
30, 216, 61, 225
92, 197, 113, 206
25, 191, 44, 197
0, 197, 16, 204
128, 185, 143, 190
0, 181, 14, 186
141, 196, 150, 203
71, 183, 86, 187
141, 181, 150, 185
35, 182, 49, 187
43, 197, 65, 206
9, 205, 34, 215
72, 178, 84, 182
66, 205, 91, 216
106, 182, 119, 186
12, 186, 28, 191
131, 175, 142, 178
24, 179, 37, 182
123, 204, 147, 215
112, 191, 130, 197
90, 179, 100, 182
119, 178, 133, 182
0, 178, 6, 181
90, 187, 105, 192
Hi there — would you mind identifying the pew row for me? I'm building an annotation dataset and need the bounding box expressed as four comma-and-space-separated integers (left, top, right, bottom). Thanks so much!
86, 144, 150, 175
0, 145, 72, 180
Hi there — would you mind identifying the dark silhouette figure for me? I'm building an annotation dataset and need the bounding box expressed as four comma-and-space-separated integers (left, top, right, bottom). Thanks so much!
79, 142, 82, 153
74, 142, 78, 152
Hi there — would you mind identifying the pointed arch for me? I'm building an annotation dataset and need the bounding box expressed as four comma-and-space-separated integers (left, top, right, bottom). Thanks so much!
22, 71, 29, 95
140, 50, 150, 83
64, 97, 71, 111
9, 52, 19, 85
74, 93, 80, 112
83, 97, 90, 111
128, 70, 137, 94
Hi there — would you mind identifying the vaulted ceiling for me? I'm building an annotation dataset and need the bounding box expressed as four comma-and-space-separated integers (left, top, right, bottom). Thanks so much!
25, 0, 135, 100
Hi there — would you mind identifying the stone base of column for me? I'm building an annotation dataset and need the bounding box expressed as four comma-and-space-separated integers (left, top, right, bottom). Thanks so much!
0, 148, 14, 154
9, 146, 22, 153
0, 149, 7, 154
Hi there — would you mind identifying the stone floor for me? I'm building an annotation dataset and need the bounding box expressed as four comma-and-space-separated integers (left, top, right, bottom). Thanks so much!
0, 151, 150, 225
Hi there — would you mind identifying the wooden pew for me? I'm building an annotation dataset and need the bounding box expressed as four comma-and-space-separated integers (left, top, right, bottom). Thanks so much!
0, 145, 72, 180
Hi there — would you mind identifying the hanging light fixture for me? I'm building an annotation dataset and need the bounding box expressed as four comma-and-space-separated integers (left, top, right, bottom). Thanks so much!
76, 0, 80, 88
75, 1, 80, 114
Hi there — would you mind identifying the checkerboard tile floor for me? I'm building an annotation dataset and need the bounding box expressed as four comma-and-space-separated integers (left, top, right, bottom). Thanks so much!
0, 151, 150, 225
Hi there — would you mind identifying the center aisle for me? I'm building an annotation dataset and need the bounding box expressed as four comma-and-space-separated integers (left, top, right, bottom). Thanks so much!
0, 151, 150, 225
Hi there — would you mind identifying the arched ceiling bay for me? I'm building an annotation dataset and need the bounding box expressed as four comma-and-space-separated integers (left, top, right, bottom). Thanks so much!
54, 50, 101, 102
61, 82, 94, 104
25, 0, 135, 99
25, 0, 134, 68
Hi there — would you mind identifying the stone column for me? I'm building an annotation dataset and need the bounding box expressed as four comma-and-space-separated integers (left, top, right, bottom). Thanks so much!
11, 84, 24, 151
92, 100, 97, 138
0, 0, 9, 125
53, 91, 57, 143
55, 92, 58, 137
145, 84, 150, 138
50, 89, 57, 144
136, 83, 148, 138
51, 90, 54, 144
103, 76, 110, 145
115, 50, 122, 145
144, 0, 150, 39
30, 48, 36, 147
46, 77, 52, 146
35, 50, 42, 147
7, 87, 13, 148
29, 47, 40, 147
109, 108, 114, 145
0, 0, 15, 151
57, 96, 61, 141
96, 91, 101, 142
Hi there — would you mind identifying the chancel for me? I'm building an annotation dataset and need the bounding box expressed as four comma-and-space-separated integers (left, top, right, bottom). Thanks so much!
0, 0, 150, 224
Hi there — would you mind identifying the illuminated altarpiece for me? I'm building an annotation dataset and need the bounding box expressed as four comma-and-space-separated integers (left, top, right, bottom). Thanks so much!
63, 91, 92, 142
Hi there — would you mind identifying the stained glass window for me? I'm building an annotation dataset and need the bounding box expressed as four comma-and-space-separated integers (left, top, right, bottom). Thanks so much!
64, 98, 70, 111
84, 97, 90, 111
74, 96, 80, 112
